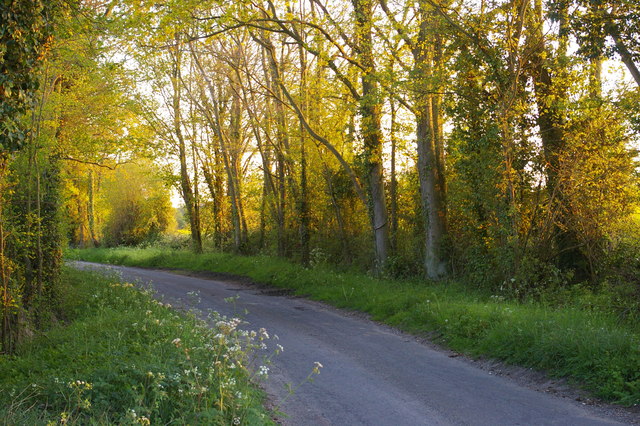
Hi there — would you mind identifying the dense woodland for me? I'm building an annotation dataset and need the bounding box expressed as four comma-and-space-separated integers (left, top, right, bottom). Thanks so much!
2, 0, 640, 353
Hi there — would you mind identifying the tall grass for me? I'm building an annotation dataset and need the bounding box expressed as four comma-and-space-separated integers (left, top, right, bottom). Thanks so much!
0, 267, 275, 425
68, 247, 640, 406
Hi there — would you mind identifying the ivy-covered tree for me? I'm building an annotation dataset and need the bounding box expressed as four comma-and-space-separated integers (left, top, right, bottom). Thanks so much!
0, 0, 62, 353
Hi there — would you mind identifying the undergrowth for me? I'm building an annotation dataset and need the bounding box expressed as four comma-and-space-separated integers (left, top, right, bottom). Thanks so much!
0, 267, 275, 425
68, 247, 640, 406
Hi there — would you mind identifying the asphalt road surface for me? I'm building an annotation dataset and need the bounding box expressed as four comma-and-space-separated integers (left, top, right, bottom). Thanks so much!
72, 261, 635, 426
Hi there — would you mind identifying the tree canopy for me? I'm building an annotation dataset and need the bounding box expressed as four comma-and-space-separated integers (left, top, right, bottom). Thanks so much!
2, 0, 640, 352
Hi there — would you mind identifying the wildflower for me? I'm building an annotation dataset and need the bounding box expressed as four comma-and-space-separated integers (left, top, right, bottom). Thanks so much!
232, 417, 241, 425
259, 328, 269, 339
276, 344, 284, 353
258, 365, 269, 377
313, 361, 323, 375
68, 380, 92, 390
172, 338, 182, 347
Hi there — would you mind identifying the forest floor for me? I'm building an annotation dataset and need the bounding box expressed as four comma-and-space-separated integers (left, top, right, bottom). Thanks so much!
71, 260, 638, 425
68, 248, 640, 420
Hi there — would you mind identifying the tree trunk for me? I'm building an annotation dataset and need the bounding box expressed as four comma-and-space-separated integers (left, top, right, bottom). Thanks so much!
605, 14, 640, 87
170, 37, 202, 253
413, 2, 448, 279
0, 153, 15, 354
389, 95, 398, 251
528, 0, 588, 278
298, 36, 310, 265
353, 0, 390, 269
88, 169, 97, 247
323, 165, 352, 263
264, 43, 290, 257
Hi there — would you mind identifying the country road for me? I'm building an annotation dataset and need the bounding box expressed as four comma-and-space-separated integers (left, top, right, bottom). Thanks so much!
72, 261, 635, 425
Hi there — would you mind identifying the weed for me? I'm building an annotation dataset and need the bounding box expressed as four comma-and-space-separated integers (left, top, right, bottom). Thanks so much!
0, 267, 276, 424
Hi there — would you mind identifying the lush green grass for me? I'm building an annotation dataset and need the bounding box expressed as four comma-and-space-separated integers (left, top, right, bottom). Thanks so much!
68, 247, 640, 406
0, 267, 275, 425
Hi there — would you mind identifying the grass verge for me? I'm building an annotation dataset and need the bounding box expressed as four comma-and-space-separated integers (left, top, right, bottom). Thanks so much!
0, 267, 275, 425
68, 247, 640, 407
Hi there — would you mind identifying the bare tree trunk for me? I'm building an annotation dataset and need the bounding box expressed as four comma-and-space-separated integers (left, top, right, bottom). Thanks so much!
415, 104, 447, 278
170, 37, 202, 253
605, 12, 640, 87
413, 2, 447, 279
188, 46, 240, 250
190, 134, 202, 252
264, 42, 289, 257
228, 87, 249, 248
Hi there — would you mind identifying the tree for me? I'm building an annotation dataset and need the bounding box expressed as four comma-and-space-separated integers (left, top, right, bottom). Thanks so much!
0, 0, 62, 353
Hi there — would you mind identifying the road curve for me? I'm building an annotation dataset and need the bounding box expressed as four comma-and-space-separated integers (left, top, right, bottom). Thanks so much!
72, 261, 633, 426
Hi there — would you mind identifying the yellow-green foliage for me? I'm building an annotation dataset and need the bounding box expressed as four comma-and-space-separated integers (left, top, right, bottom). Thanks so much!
102, 161, 176, 246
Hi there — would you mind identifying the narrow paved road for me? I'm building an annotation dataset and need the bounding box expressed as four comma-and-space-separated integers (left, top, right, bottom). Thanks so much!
73, 262, 633, 425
